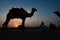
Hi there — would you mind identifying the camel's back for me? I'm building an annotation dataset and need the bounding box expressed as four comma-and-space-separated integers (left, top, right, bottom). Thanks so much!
7, 8, 28, 18
9, 8, 21, 13
9, 8, 27, 15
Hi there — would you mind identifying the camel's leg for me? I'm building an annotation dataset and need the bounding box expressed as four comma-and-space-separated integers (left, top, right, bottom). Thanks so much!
2, 17, 10, 33
3, 18, 10, 28
22, 19, 25, 31
22, 19, 25, 26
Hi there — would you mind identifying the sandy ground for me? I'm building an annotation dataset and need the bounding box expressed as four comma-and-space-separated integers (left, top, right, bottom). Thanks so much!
0, 28, 60, 40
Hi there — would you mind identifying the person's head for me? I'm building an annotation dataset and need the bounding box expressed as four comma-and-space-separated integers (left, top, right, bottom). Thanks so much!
41, 22, 44, 25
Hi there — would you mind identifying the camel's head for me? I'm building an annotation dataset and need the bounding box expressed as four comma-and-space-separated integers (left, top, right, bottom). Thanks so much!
54, 11, 59, 15
54, 11, 60, 17
32, 8, 37, 11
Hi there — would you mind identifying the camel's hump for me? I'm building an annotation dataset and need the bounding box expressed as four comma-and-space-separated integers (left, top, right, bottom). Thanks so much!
9, 8, 27, 13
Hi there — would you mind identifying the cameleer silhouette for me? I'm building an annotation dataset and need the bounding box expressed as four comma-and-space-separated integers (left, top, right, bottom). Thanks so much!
40, 22, 47, 32
2, 7, 37, 29
49, 23, 56, 31
54, 11, 60, 18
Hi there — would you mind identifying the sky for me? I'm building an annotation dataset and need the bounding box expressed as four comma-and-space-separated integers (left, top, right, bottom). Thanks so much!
0, 0, 60, 28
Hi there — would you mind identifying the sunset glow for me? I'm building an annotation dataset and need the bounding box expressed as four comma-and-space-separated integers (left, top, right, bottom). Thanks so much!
12, 23, 19, 28
0, 0, 60, 27
8, 19, 22, 28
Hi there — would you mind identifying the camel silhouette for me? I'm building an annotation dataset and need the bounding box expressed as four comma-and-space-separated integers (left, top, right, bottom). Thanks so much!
2, 7, 37, 30
54, 11, 60, 18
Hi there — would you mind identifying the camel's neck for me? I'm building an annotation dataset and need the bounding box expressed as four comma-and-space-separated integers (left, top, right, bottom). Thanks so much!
28, 10, 35, 17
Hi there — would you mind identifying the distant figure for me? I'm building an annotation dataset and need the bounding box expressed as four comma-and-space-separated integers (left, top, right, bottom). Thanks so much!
49, 23, 56, 30
49, 23, 53, 29
54, 11, 60, 18
2, 7, 37, 31
40, 22, 47, 32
